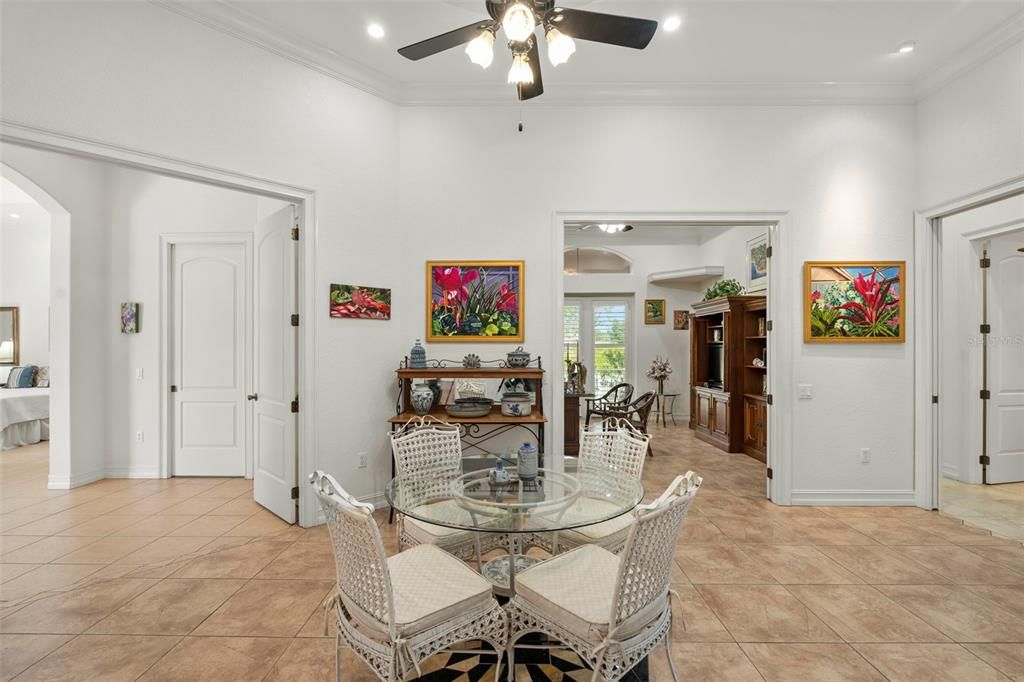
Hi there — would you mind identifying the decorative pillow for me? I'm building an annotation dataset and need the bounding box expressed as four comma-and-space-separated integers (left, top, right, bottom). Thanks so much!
34, 366, 50, 388
6, 366, 38, 388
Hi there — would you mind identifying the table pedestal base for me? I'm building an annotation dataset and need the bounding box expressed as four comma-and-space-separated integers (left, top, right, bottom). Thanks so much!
481, 554, 541, 597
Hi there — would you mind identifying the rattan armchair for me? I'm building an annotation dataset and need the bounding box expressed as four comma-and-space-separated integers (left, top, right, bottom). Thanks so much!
506, 472, 703, 682
554, 418, 651, 554
584, 383, 634, 426
311, 471, 507, 682
615, 391, 657, 455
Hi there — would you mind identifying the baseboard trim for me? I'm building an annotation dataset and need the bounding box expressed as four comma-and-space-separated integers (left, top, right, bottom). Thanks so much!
790, 489, 916, 506
941, 464, 960, 479
105, 468, 161, 479
47, 468, 106, 490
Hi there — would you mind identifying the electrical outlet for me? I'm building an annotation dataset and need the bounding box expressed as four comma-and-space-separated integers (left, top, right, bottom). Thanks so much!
136, 431, 145, 443
860, 448, 870, 463
358, 452, 368, 469
798, 384, 813, 400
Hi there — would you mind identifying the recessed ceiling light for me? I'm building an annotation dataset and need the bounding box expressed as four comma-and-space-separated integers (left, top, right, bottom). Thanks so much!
8, 213, 20, 219
897, 41, 916, 54
664, 15, 682, 32
367, 23, 385, 39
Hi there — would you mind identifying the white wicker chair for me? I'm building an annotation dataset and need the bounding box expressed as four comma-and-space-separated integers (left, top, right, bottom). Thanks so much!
554, 418, 652, 555
389, 417, 498, 562
506, 471, 703, 682
310, 470, 507, 682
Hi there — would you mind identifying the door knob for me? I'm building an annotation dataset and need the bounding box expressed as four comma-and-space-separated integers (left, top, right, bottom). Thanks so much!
248, 393, 258, 401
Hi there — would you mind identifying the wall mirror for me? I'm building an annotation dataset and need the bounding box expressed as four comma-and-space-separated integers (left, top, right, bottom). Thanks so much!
0, 307, 19, 365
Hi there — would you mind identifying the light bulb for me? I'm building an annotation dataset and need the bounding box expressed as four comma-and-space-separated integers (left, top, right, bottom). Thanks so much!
545, 27, 575, 66
502, 3, 535, 42
507, 53, 534, 85
598, 223, 626, 233
465, 30, 495, 68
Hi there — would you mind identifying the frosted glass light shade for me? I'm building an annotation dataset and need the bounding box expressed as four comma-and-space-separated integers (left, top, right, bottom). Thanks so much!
465, 30, 495, 68
507, 53, 534, 84
545, 27, 575, 66
502, 3, 535, 42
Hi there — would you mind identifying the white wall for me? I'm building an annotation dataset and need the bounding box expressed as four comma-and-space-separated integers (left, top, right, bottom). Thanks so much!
917, 39, 1024, 208
400, 105, 917, 503
1, 1, 400, 516
1, 210, 50, 366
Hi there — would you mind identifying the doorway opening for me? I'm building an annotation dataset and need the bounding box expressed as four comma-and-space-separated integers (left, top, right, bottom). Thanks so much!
923, 190, 1024, 541
0, 141, 315, 525
555, 215, 787, 502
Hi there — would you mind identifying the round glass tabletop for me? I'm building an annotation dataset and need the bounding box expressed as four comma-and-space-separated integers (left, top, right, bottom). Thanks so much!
385, 466, 644, 534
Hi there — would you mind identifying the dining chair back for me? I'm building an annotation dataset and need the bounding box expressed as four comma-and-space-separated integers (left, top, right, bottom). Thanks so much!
578, 418, 651, 480
584, 383, 634, 425
389, 417, 463, 496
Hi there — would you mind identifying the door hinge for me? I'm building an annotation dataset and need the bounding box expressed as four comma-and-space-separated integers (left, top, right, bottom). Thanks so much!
766, 320, 773, 333
765, 394, 773, 406
170, 385, 178, 393
932, 395, 939, 404
980, 257, 991, 268
980, 323, 991, 334
766, 467, 774, 479
290, 226, 299, 241
291, 397, 299, 413
291, 486, 299, 500
980, 455, 991, 466
980, 389, 991, 400
766, 245, 773, 258
290, 313, 299, 327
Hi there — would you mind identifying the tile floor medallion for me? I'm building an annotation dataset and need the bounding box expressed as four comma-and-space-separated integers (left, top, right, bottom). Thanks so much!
2, 427, 1023, 681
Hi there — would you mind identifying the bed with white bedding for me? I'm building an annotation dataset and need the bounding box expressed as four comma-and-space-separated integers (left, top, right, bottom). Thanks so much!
0, 387, 50, 450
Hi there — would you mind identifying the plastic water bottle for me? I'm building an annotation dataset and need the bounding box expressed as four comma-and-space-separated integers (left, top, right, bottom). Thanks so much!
518, 441, 538, 481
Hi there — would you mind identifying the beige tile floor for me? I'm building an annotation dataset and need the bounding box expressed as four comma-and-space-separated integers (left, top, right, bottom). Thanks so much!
2, 429, 1024, 681
942, 477, 1024, 542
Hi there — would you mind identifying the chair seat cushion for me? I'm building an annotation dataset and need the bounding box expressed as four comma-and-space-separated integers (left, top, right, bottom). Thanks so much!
558, 499, 634, 542
403, 500, 479, 542
515, 544, 666, 641
388, 544, 495, 636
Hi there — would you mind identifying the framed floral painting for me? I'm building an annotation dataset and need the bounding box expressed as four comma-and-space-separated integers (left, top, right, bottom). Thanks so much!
746, 233, 769, 292
673, 310, 690, 330
426, 261, 524, 342
330, 283, 391, 320
644, 299, 666, 325
120, 303, 139, 334
804, 261, 905, 343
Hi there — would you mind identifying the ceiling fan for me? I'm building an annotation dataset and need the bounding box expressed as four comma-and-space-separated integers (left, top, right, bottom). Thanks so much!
397, 1, 658, 101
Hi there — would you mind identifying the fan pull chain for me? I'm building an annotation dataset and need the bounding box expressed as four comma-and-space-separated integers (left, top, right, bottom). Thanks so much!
518, 104, 525, 133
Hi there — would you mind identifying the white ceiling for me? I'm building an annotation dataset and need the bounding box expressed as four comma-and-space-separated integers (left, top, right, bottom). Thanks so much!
169, 0, 1024, 104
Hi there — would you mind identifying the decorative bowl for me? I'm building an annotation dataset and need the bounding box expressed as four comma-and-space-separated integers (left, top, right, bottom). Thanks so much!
445, 403, 492, 418
500, 392, 533, 417
506, 346, 531, 368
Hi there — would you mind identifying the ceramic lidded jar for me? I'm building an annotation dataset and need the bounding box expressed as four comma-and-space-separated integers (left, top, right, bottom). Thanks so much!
411, 383, 434, 415
409, 340, 427, 368
506, 346, 531, 368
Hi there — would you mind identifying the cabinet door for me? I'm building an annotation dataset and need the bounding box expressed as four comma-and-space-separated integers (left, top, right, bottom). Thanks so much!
744, 398, 758, 446
711, 395, 729, 437
696, 390, 711, 429
757, 401, 768, 449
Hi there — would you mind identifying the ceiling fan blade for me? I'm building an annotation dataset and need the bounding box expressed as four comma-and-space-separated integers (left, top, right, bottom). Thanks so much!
549, 7, 658, 49
517, 39, 544, 101
398, 20, 492, 61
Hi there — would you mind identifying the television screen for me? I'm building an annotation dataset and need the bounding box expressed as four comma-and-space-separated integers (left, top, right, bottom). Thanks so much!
707, 345, 724, 388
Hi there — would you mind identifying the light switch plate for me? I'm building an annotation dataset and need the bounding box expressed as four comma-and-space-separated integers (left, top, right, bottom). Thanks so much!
798, 384, 813, 400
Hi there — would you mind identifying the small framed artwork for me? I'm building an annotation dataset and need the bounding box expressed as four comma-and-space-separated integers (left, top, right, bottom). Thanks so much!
330, 283, 392, 320
672, 310, 690, 330
644, 299, 666, 325
427, 260, 524, 342
120, 303, 139, 334
804, 261, 905, 343
747, 233, 769, 292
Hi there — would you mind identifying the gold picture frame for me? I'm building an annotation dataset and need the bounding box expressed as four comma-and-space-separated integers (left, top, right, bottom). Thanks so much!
644, 299, 666, 325
804, 261, 906, 343
426, 260, 525, 342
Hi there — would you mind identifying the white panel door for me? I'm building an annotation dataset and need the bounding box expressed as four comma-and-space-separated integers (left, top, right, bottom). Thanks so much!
253, 205, 298, 522
172, 242, 248, 476
986, 233, 1024, 484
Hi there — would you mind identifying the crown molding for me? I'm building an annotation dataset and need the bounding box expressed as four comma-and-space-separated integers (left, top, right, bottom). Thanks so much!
151, 0, 401, 102
914, 8, 1024, 100
399, 80, 915, 106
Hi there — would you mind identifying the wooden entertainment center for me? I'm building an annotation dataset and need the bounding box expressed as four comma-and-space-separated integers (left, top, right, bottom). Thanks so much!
689, 295, 768, 461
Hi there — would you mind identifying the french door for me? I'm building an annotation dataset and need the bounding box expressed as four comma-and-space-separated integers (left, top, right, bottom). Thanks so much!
564, 297, 633, 395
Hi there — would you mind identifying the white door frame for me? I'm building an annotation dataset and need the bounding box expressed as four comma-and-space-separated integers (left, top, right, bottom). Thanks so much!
913, 174, 1024, 510
0, 122, 319, 527
549, 210, 792, 504
160, 233, 254, 478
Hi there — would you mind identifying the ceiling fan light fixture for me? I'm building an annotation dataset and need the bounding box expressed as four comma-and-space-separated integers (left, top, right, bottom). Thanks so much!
507, 52, 534, 85
597, 223, 631, 234
465, 29, 495, 68
545, 27, 576, 66
502, 2, 536, 42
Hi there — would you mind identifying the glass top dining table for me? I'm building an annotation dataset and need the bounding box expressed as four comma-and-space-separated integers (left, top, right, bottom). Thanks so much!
385, 466, 645, 535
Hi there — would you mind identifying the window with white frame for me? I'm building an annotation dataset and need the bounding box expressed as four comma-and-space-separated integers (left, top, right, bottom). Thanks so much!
563, 297, 633, 394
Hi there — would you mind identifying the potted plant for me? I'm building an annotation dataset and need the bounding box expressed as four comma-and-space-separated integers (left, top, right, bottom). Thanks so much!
702, 278, 745, 301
